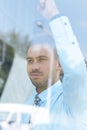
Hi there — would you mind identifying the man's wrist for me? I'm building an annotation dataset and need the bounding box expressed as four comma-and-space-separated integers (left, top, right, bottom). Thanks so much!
50, 14, 62, 21
49, 8, 60, 20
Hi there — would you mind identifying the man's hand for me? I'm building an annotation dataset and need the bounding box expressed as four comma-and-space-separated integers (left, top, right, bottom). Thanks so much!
38, 0, 60, 19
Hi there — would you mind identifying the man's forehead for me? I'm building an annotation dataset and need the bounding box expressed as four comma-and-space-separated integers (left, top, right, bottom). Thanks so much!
27, 43, 54, 58
29, 43, 52, 52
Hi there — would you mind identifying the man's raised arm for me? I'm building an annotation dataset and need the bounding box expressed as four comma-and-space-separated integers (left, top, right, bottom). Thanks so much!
38, 0, 87, 115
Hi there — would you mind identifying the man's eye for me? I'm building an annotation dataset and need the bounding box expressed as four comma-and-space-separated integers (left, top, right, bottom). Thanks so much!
38, 58, 46, 62
27, 59, 33, 64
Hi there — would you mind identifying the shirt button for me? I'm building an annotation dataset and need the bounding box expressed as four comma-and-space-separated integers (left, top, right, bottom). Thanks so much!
72, 41, 75, 44
64, 22, 67, 25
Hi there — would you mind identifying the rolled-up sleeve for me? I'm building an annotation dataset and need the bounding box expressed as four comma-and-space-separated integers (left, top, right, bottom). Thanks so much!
49, 16, 87, 115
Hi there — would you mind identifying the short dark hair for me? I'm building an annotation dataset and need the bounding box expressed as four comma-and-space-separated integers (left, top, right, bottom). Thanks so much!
27, 34, 58, 59
27, 34, 64, 81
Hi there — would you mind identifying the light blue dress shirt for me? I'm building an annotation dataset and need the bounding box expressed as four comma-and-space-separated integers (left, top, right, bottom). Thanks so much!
23, 81, 74, 130
23, 16, 87, 130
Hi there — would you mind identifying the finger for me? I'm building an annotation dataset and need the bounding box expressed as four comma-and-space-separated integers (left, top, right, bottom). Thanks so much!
38, 0, 46, 10
39, 0, 47, 3
39, 0, 47, 6
37, 4, 45, 12
40, 3, 45, 10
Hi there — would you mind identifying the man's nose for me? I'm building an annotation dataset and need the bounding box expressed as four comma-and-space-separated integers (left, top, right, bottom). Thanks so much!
32, 62, 40, 70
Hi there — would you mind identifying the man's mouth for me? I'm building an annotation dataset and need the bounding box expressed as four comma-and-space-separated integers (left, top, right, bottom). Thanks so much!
30, 72, 41, 78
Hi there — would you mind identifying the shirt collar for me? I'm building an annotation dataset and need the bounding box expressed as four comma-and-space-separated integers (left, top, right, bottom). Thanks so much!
35, 80, 62, 103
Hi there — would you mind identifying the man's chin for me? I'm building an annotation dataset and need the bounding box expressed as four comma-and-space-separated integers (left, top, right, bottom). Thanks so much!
31, 80, 41, 87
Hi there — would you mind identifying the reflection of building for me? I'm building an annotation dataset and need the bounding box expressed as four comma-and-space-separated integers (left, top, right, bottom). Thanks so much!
1, 54, 35, 103
0, 35, 34, 103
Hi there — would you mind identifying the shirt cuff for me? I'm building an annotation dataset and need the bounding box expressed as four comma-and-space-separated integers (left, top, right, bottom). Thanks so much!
50, 14, 64, 22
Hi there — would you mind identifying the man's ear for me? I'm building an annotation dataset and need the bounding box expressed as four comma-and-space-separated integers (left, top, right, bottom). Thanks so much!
56, 61, 61, 70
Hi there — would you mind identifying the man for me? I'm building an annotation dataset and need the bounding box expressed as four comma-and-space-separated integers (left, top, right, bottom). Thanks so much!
23, 0, 87, 129
24, 34, 64, 126
26, 35, 61, 94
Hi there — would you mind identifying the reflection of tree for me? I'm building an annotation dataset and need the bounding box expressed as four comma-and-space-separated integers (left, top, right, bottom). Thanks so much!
0, 31, 31, 96
84, 59, 87, 68
0, 39, 6, 65
7, 30, 31, 58
0, 38, 14, 96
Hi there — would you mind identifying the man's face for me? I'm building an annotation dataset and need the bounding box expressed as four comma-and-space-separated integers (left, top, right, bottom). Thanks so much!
27, 44, 60, 93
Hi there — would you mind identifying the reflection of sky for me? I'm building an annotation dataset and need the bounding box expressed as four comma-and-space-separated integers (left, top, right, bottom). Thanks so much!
0, 0, 87, 58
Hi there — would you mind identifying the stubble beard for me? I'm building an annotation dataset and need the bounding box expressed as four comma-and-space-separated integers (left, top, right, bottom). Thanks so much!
30, 78, 51, 92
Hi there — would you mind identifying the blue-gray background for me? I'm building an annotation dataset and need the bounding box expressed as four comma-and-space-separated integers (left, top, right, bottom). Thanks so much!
0, 0, 87, 59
